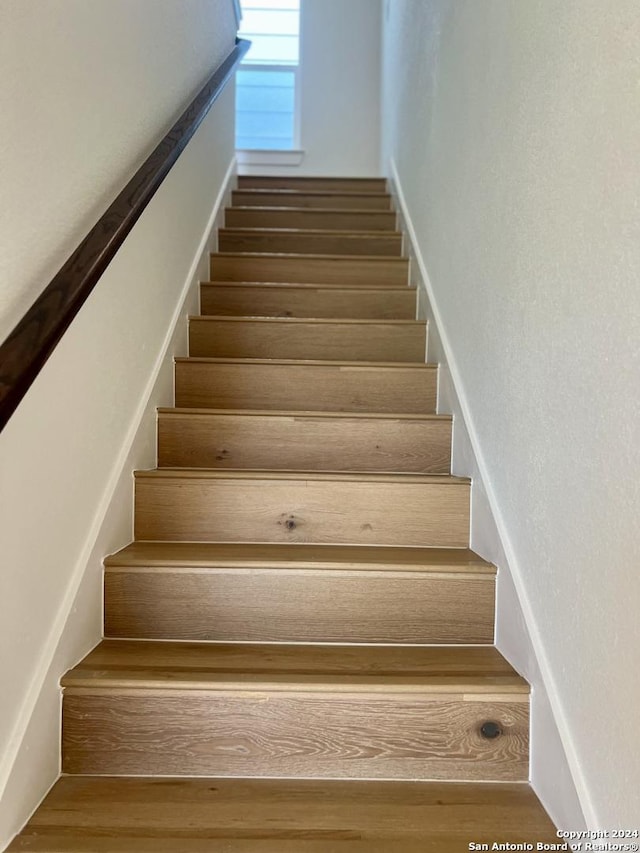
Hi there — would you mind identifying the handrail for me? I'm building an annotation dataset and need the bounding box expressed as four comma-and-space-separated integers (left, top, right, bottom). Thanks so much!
0, 37, 250, 433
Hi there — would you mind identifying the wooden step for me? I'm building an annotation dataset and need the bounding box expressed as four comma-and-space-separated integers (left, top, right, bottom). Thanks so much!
231, 190, 393, 210
218, 228, 403, 256
105, 543, 494, 644
157, 409, 451, 472
133, 470, 470, 546
61, 642, 528, 781
200, 283, 417, 319
174, 358, 438, 414
188, 317, 426, 362
226, 206, 397, 232
8, 777, 558, 852
238, 175, 388, 192
210, 253, 409, 287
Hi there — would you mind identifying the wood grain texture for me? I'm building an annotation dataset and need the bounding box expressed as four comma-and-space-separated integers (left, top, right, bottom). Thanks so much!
157, 409, 451, 472
210, 253, 409, 286
104, 568, 494, 643
62, 640, 523, 684
225, 206, 398, 231
188, 317, 426, 362
0, 39, 250, 433
62, 691, 528, 780
231, 190, 393, 210
218, 228, 403, 256
8, 777, 558, 852
133, 470, 470, 546
104, 542, 496, 573
238, 175, 388, 191
174, 358, 438, 413
200, 283, 417, 319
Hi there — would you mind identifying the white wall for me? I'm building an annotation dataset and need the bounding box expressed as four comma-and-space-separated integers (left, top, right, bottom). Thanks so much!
240, 0, 381, 177
0, 2, 238, 846
0, 0, 236, 343
381, 0, 640, 829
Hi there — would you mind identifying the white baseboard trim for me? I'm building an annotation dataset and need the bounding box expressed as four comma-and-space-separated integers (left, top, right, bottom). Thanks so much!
0, 155, 237, 849
389, 157, 590, 830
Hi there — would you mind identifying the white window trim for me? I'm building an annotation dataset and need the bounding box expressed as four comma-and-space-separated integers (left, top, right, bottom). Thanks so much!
237, 148, 305, 167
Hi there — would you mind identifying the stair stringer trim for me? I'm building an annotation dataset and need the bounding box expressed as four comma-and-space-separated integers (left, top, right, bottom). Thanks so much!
0, 156, 237, 852
389, 157, 588, 831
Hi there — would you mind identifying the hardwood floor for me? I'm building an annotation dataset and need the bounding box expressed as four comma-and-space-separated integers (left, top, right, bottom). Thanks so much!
9, 778, 558, 851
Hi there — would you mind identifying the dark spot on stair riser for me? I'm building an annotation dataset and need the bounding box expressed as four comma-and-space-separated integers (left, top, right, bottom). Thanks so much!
61, 694, 530, 781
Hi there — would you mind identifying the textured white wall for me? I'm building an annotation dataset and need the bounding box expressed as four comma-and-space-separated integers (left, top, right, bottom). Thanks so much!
0, 0, 236, 343
381, 0, 640, 827
0, 2, 237, 845
240, 0, 381, 177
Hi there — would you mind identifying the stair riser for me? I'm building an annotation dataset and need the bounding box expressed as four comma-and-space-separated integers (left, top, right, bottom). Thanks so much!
210, 255, 409, 287
200, 285, 417, 319
104, 570, 495, 644
174, 362, 438, 414
157, 413, 451, 473
134, 478, 470, 546
226, 207, 397, 231
218, 230, 403, 257
232, 191, 392, 210
62, 693, 528, 781
237, 176, 388, 192
188, 320, 426, 362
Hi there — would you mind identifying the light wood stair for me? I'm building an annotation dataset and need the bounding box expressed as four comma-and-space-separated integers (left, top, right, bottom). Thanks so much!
188, 316, 426, 361
8, 778, 559, 851
156, 409, 452, 471
104, 544, 494, 643
61, 642, 529, 781
218, 227, 404, 256
225, 205, 398, 231
210, 252, 410, 286
10, 175, 556, 849
174, 357, 439, 412
231, 189, 394, 209
200, 282, 417, 318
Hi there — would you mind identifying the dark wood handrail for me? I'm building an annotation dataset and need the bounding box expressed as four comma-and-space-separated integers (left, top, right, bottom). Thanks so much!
0, 37, 250, 433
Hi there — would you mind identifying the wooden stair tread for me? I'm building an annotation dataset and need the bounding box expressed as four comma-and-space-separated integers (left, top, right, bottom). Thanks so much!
212, 251, 405, 263
233, 189, 392, 197
62, 641, 526, 694
203, 281, 416, 290
9, 777, 557, 850
175, 356, 435, 368
230, 193, 393, 212
225, 207, 398, 233
157, 408, 450, 421
229, 204, 397, 215
134, 468, 470, 484
220, 226, 403, 237
105, 542, 493, 573
190, 316, 423, 326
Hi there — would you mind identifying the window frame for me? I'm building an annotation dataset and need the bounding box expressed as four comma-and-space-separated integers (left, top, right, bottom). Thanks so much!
235, 1, 304, 163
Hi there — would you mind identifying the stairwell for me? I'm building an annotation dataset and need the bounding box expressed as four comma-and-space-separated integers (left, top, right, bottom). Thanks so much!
9, 176, 558, 850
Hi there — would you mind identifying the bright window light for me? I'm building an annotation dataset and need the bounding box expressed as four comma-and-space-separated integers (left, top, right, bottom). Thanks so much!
236, 0, 301, 150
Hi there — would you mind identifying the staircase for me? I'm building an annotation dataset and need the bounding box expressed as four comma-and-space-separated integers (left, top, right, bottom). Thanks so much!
9, 176, 557, 850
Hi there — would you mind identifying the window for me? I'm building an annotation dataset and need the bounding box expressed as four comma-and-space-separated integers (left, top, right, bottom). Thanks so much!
236, 0, 301, 153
